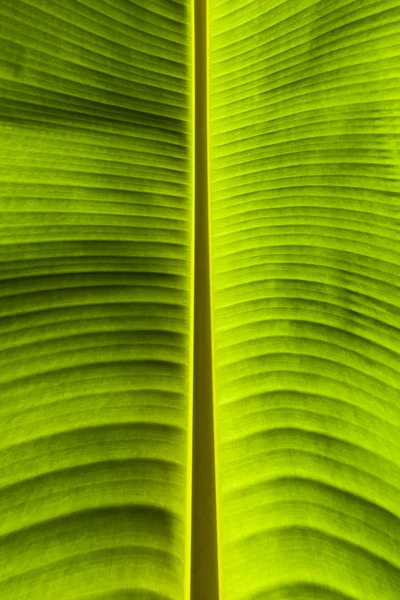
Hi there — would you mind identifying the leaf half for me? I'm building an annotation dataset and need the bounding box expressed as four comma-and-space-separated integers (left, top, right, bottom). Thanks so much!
209, 2, 400, 599
0, 1, 193, 599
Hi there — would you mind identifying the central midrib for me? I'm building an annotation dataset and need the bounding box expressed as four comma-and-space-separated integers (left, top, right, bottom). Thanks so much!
191, 0, 219, 597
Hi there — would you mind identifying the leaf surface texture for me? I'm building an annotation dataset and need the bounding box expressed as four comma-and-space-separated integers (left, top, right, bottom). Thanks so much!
209, 2, 400, 599
0, 1, 193, 599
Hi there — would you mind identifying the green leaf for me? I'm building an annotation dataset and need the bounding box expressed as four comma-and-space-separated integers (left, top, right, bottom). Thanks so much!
2, 1, 400, 599
209, 2, 400, 599
0, 1, 193, 599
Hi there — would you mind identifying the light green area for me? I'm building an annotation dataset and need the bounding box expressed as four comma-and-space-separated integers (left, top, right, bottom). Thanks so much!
209, 1, 400, 599
0, 1, 192, 598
